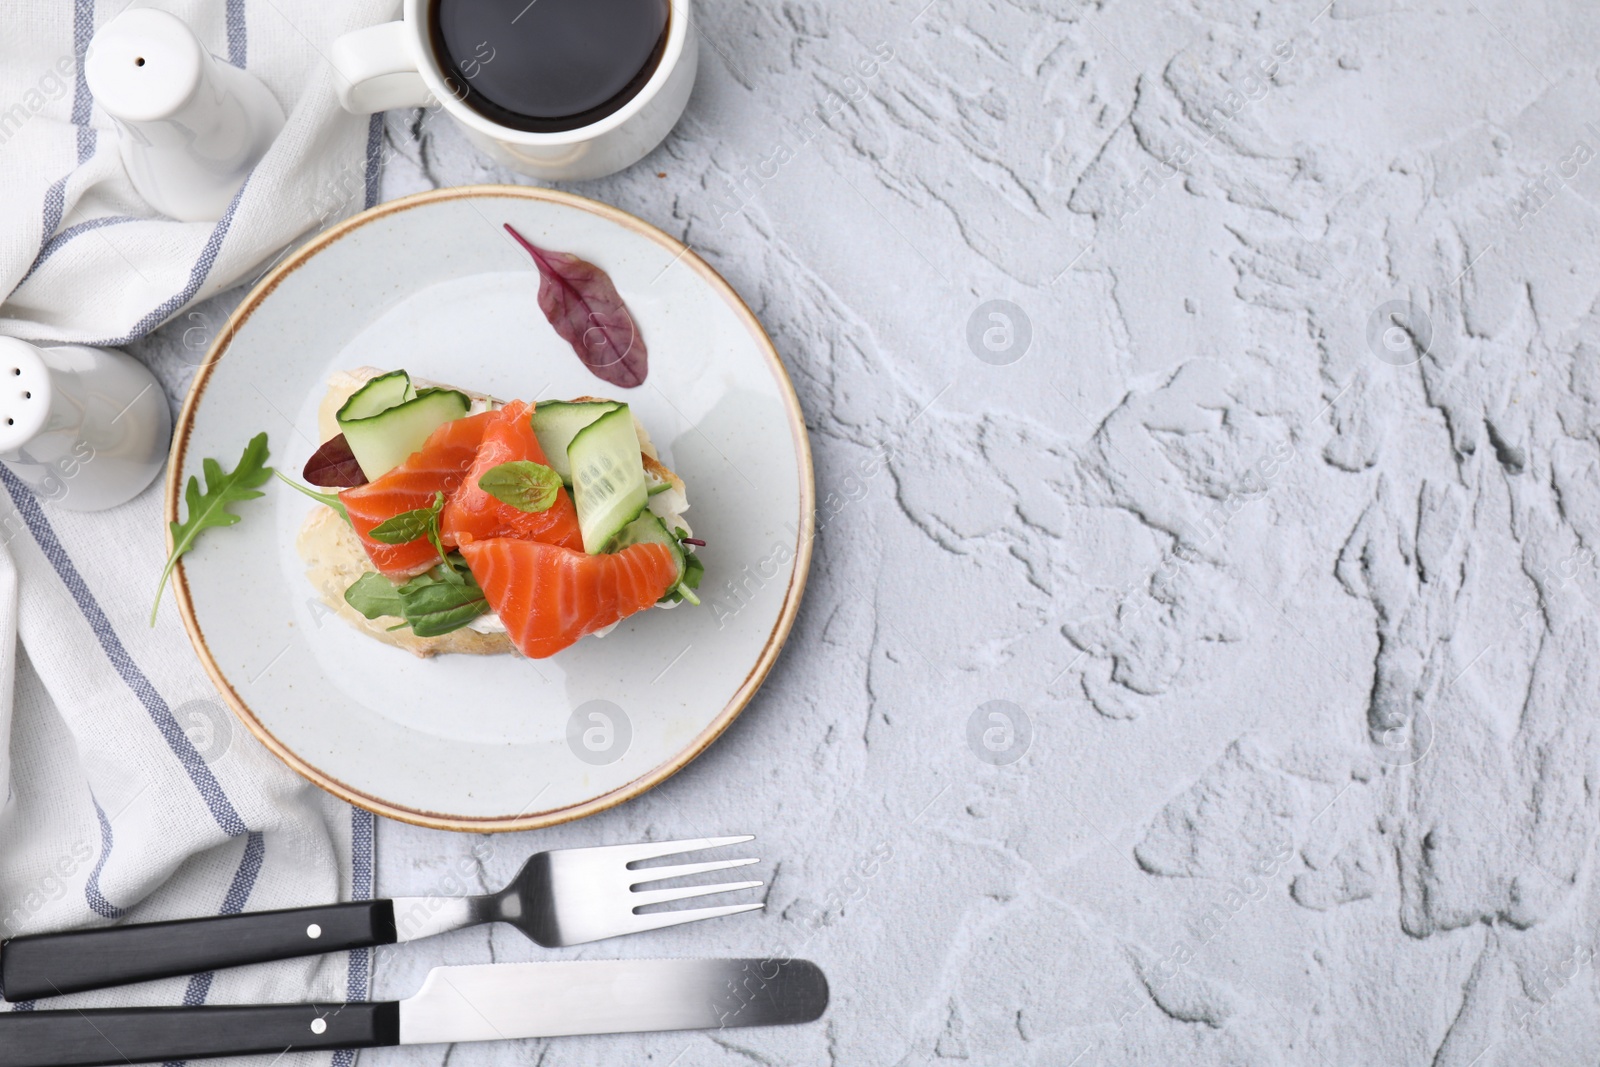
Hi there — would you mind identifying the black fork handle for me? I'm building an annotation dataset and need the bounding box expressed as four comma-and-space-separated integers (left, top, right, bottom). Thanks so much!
0, 1002, 401, 1067
0, 901, 397, 1001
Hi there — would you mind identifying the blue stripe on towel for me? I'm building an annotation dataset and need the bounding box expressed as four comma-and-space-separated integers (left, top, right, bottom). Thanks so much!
219, 830, 267, 915
19, 0, 102, 299
88, 177, 249, 345
225, 0, 247, 68
72, 0, 96, 163
85, 797, 126, 920
348, 805, 375, 1002
162, 831, 265, 1067
37, 176, 69, 263
0, 469, 247, 837
331, 807, 378, 1067
175, 835, 266, 1006
17, 215, 141, 287
225, 0, 246, 68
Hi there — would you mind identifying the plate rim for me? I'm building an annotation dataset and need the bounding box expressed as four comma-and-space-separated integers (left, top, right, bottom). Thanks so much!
166, 184, 816, 833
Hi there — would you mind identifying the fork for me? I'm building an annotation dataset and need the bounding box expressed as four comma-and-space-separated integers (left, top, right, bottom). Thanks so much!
0, 836, 763, 1002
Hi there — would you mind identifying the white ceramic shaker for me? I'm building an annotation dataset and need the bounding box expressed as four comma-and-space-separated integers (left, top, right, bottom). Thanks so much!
0, 338, 172, 511
84, 8, 285, 223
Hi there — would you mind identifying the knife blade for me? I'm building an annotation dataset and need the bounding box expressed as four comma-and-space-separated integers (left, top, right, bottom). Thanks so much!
0, 958, 827, 1067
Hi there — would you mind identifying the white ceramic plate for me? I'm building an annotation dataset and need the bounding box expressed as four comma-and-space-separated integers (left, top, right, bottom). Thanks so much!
169, 187, 813, 831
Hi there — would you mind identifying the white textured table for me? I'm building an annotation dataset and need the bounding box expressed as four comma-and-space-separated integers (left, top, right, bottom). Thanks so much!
133, 0, 1600, 1062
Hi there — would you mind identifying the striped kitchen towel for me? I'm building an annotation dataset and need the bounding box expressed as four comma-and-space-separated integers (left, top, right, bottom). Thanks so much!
0, 1, 397, 1063
0, 0, 398, 344
0, 471, 379, 1066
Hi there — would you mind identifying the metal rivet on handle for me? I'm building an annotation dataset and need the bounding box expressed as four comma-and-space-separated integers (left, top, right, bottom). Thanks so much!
310, 1019, 327, 1035
307, 924, 322, 939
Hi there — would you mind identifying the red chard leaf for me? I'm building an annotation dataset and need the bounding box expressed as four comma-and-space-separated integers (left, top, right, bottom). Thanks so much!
503, 222, 648, 388
303, 434, 368, 487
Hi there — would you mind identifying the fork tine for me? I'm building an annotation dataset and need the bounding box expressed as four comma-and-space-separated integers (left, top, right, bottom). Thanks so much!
628, 857, 760, 887
631, 879, 764, 909
620, 901, 766, 936
573, 835, 755, 866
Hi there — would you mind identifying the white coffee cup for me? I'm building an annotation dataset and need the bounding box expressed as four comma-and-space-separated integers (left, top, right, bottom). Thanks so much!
330, 0, 697, 182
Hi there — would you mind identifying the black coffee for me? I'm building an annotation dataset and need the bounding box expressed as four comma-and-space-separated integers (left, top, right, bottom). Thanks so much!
429, 0, 670, 133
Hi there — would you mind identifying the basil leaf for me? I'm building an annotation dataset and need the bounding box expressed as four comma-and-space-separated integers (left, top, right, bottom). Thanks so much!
478, 460, 562, 513
342, 550, 488, 639
399, 565, 488, 637
407, 599, 491, 638
368, 490, 444, 545
345, 572, 406, 619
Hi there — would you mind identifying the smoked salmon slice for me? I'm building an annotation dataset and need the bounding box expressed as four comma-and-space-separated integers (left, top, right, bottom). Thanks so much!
340, 409, 495, 579
459, 538, 680, 658
441, 400, 584, 551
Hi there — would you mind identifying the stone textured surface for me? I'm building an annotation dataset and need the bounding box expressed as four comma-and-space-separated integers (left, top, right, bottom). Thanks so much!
131, 0, 1600, 1062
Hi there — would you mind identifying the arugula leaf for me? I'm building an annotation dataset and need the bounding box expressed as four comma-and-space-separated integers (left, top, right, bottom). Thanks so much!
152, 433, 272, 625
477, 460, 562, 513
272, 468, 349, 524
341, 555, 488, 638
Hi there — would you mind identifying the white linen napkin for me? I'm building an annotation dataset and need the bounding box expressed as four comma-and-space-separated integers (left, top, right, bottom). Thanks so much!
0, 0, 397, 344
0, 1, 396, 1061
0, 469, 379, 1067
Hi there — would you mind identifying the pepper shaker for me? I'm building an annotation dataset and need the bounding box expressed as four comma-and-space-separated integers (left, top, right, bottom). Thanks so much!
0, 338, 172, 512
84, 8, 285, 222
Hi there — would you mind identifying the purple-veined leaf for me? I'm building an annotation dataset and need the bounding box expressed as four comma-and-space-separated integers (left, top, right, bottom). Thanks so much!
303, 433, 368, 487
504, 222, 648, 388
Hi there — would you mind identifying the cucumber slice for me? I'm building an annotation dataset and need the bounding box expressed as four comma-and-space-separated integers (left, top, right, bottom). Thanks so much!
529, 400, 620, 485
341, 388, 470, 480
609, 512, 685, 581
335, 370, 415, 424
609, 512, 700, 604
569, 404, 648, 553
604, 508, 700, 601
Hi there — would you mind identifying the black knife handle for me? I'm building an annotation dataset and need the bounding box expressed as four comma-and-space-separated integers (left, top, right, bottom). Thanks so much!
1, 901, 397, 1001
0, 1002, 400, 1067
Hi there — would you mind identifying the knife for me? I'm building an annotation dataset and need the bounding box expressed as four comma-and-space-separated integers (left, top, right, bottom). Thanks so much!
0, 958, 827, 1067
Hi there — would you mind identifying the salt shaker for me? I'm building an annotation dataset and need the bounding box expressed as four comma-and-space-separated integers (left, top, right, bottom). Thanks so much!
84, 8, 285, 223
0, 338, 172, 512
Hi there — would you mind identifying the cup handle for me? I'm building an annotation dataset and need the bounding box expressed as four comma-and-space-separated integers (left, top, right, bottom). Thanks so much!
330, 20, 434, 114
